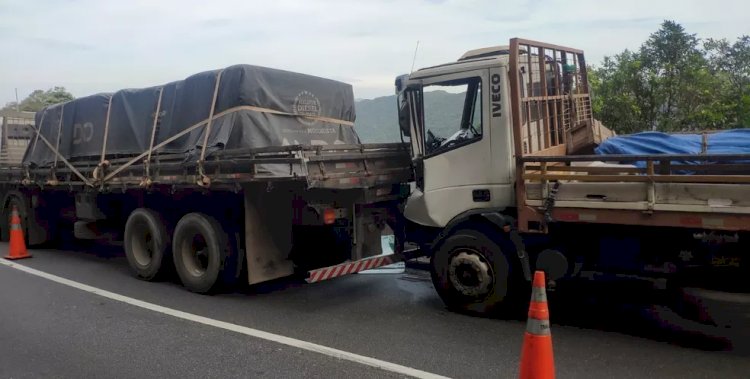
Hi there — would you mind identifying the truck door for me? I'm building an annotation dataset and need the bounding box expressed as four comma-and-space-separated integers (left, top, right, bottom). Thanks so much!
403, 69, 500, 228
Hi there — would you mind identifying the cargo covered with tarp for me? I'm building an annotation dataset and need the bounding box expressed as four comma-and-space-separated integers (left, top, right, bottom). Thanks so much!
24, 64, 360, 173
595, 129, 750, 168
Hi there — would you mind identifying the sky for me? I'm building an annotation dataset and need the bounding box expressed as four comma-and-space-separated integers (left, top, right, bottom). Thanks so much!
0, 0, 747, 106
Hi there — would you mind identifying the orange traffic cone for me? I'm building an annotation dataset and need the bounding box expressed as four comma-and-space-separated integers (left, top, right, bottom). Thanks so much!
4, 205, 31, 260
518, 270, 554, 379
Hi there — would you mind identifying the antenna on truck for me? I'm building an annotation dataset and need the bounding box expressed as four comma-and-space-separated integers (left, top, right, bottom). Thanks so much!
410, 40, 420, 73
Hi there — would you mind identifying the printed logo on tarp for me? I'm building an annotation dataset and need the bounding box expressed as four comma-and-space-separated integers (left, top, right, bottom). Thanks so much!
293, 90, 321, 126
73, 122, 94, 145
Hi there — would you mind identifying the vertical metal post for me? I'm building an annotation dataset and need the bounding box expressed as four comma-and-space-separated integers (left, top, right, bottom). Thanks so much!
552, 50, 562, 145
526, 44, 535, 153
509, 38, 529, 230
538, 48, 550, 149
646, 160, 655, 211
1, 114, 7, 152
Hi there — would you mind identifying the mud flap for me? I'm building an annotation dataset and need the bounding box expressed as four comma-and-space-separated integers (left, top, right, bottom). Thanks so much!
243, 185, 294, 285
353, 207, 384, 261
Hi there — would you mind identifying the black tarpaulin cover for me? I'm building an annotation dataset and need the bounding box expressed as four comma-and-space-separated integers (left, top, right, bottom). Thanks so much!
24, 64, 359, 169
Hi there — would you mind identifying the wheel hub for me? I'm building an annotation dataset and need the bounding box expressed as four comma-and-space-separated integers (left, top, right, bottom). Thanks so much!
448, 250, 493, 298
183, 234, 209, 276
132, 223, 154, 267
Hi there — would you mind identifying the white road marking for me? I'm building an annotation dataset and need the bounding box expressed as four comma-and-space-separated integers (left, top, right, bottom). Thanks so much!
0, 259, 449, 379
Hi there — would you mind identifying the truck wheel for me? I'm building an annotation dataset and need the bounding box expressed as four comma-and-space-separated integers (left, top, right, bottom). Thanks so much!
124, 208, 169, 281
172, 213, 228, 294
430, 227, 516, 315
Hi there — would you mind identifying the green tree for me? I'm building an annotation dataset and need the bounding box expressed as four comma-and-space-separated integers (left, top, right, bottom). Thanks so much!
591, 20, 742, 133
2, 87, 75, 112
639, 20, 711, 131
591, 50, 646, 134
704, 36, 750, 127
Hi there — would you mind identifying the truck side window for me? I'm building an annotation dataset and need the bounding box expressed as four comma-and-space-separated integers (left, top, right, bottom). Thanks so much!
423, 77, 482, 155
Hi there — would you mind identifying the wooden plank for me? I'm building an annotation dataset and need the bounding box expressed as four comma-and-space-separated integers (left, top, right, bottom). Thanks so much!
0, 110, 36, 119
536, 101, 543, 151
526, 45, 534, 153
539, 49, 551, 149
524, 165, 644, 174
525, 144, 567, 157
518, 205, 750, 232
573, 54, 580, 94
523, 173, 651, 182
520, 153, 750, 163
666, 163, 750, 172
524, 173, 750, 184
577, 52, 589, 93
519, 93, 590, 102
552, 99, 560, 145
653, 175, 750, 184
511, 38, 585, 54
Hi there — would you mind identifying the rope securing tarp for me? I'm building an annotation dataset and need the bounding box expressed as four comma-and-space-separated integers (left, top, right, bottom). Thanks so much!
23, 64, 361, 185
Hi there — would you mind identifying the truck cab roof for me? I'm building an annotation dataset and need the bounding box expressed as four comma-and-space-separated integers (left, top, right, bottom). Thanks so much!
408, 45, 516, 80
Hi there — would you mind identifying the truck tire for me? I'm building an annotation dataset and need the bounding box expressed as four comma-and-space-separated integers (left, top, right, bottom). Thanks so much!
124, 208, 169, 281
430, 226, 518, 315
172, 213, 229, 294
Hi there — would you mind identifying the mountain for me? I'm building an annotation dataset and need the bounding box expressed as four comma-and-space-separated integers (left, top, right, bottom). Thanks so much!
353, 95, 400, 143
353, 90, 467, 143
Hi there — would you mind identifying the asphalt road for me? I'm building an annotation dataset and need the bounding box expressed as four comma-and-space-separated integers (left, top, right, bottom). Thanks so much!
1, 244, 749, 378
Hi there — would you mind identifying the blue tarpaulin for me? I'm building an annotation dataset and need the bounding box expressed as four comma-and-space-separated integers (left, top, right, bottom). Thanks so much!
594, 129, 750, 168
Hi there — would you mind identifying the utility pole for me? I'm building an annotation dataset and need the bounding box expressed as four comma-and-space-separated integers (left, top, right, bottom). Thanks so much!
14, 88, 19, 111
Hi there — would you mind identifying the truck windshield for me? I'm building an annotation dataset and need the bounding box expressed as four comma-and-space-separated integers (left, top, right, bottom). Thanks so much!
422, 77, 482, 155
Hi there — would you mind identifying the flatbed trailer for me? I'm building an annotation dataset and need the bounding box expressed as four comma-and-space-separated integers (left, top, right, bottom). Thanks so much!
0, 66, 414, 293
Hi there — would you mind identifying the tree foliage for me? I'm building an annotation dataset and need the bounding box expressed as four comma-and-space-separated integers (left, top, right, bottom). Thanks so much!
591, 20, 750, 133
2, 87, 75, 112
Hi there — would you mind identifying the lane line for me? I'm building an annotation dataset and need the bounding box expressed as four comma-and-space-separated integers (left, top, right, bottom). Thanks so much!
0, 259, 449, 379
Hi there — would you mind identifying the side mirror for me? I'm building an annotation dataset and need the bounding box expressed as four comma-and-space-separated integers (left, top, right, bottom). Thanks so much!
397, 93, 410, 137
395, 74, 411, 137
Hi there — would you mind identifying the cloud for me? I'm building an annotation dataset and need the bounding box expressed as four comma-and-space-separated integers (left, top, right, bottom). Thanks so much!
0, 0, 747, 104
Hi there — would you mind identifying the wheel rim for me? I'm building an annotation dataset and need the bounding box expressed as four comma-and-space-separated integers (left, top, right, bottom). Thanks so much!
131, 221, 154, 267
181, 231, 209, 277
448, 249, 494, 299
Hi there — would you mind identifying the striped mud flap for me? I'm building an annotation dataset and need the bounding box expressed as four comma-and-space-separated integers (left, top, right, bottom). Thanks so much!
306, 254, 404, 283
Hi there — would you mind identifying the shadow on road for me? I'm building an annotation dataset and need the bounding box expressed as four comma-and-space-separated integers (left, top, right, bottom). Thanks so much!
53, 242, 750, 356
546, 283, 750, 355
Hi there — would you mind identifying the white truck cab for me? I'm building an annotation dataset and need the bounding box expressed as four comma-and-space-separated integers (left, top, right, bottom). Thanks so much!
397, 46, 516, 229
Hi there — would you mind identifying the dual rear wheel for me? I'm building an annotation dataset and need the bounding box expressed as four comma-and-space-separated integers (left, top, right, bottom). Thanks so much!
124, 209, 232, 293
